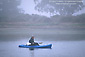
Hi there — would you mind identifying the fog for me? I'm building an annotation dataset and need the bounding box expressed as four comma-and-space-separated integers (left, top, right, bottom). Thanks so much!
0, 0, 85, 57
0, 0, 85, 43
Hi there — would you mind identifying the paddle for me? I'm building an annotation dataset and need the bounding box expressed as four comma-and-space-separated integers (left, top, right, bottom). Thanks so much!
26, 42, 43, 45
39, 42, 43, 44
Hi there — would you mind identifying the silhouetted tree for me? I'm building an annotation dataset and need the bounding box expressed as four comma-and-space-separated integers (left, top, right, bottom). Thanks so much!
0, 0, 21, 21
34, 0, 85, 16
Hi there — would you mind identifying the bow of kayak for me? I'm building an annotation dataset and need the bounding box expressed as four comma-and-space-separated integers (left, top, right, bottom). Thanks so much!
19, 44, 52, 48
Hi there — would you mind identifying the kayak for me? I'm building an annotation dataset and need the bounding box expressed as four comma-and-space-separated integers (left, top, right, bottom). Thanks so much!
19, 44, 52, 48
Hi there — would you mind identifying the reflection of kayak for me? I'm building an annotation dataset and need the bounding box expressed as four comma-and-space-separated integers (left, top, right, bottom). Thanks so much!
19, 44, 52, 48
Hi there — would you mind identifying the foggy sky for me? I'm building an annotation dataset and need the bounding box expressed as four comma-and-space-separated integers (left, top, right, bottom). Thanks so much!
20, 0, 85, 17
20, 0, 51, 17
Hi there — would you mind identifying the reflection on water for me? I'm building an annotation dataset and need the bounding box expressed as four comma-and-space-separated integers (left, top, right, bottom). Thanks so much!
0, 28, 85, 41
30, 50, 34, 57
0, 28, 85, 57
29, 47, 52, 50
0, 40, 85, 57
29, 48, 35, 50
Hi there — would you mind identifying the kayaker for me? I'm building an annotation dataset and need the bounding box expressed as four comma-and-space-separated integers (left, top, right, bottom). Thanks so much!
29, 36, 39, 46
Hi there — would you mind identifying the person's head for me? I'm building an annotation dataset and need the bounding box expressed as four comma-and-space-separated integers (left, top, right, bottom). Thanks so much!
31, 36, 34, 39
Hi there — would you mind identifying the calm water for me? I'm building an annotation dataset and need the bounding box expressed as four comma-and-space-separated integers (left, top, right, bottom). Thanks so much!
0, 28, 85, 57
0, 40, 85, 57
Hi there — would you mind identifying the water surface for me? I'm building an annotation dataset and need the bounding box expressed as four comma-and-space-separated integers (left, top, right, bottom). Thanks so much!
0, 28, 85, 57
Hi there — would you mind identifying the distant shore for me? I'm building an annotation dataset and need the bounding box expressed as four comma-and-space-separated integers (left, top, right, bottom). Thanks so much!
0, 22, 85, 29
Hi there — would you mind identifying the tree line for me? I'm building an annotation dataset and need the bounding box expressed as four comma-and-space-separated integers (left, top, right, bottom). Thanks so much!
0, 0, 85, 26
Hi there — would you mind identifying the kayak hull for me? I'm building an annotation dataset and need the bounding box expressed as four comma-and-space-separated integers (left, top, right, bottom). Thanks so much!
19, 44, 52, 48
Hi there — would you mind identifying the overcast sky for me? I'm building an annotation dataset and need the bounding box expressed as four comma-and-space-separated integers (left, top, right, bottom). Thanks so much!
20, 0, 50, 17
20, 0, 85, 17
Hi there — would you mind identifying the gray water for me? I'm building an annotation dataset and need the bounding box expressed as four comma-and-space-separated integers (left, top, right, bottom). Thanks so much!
0, 28, 85, 57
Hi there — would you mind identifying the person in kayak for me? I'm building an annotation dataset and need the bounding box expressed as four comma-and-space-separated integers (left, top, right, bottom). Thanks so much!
29, 36, 39, 46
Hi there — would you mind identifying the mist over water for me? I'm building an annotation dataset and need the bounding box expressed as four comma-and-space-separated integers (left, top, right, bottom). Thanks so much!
0, 0, 85, 57
0, 28, 85, 41
0, 28, 85, 57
